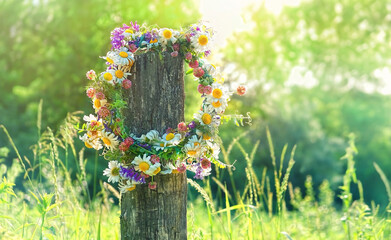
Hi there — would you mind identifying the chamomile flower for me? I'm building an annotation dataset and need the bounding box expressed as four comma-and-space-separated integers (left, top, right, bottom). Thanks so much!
161, 132, 181, 146
207, 141, 221, 160
191, 32, 211, 52
92, 98, 107, 112
160, 162, 177, 175
194, 107, 215, 126
119, 179, 137, 193
206, 97, 228, 114
122, 29, 136, 40
132, 154, 161, 176
103, 161, 122, 183
146, 130, 160, 142
100, 69, 116, 85
112, 68, 131, 84
101, 130, 120, 151
103, 51, 118, 65
183, 142, 202, 158
114, 48, 135, 66
79, 134, 102, 150
159, 28, 178, 45
187, 135, 203, 148
83, 114, 102, 126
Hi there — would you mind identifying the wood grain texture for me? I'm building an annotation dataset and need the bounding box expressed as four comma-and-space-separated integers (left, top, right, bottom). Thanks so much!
120, 51, 187, 240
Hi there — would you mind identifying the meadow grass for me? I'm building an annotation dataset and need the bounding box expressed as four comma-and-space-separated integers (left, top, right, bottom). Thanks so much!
0, 112, 390, 239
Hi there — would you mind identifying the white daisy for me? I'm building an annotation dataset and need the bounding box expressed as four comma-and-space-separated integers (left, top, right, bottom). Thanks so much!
103, 161, 121, 183
112, 68, 131, 84
102, 51, 118, 65
83, 114, 103, 126
159, 28, 178, 45
196, 129, 213, 142
187, 135, 203, 148
92, 98, 107, 113
160, 162, 176, 175
100, 69, 116, 85
193, 107, 215, 126
207, 141, 221, 160
191, 32, 211, 52
100, 130, 120, 151
114, 48, 135, 66
132, 154, 161, 176
122, 29, 136, 40
161, 132, 182, 147
146, 130, 160, 142
183, 142, 202, 159
119, 179, 137, 193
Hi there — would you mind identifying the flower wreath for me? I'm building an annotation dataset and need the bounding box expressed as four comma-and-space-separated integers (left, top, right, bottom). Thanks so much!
79, 21, 247, 193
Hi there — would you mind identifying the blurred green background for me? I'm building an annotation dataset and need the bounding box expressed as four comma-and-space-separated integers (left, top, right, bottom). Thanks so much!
1, 0, 391, 207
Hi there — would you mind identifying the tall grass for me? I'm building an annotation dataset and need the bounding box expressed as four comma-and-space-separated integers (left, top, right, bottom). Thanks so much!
0, 108, 391, 239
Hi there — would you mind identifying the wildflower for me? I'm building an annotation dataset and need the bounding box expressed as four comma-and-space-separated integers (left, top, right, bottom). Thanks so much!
189, 60, 199, 68
200, 158, 211, 169
86, 70, 96, 80
159, 28, 178, 45
237, 85, 246, 96
124, 137, 134, 146
185, 52, 192, 60
97, 106, 111, 118
193, 67, 205, 78
119, 179, 137, 193
120, 166, 146, 183
115, 48, 135, 66
132, 154, 161, 176
103, 161, 121, 183
177, 122, 187, 132
194, 107, 214, 126
122, 79, 132, 89
161, 132, 181, 147
171, 51, 178, 57
95, 92, 105, 100
150, 155, 160, 164
100, 69, 116, 85
188, 121, 196, 129
183, 143, 201, 158
148, 182, 157, 190
191, 32, 211, 52
177, 163, 187, 173
86, 88, 95, 98
101, 130, 119, 151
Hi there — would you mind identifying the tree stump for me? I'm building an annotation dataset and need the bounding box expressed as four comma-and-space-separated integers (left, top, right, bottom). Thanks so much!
120, 51, 187, 240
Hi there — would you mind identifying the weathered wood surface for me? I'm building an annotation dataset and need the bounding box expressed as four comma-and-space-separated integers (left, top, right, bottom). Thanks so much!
120, 51, 187, 240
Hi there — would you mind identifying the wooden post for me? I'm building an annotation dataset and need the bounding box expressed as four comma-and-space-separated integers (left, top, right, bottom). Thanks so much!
120, 51, 187, 240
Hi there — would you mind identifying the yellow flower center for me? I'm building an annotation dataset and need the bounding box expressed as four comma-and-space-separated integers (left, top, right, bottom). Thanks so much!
172, 169, 179, 174
166, 133, 175, 141
160, 143, 165, 147
194, 142, 200, 147
201, 113, 212, 125
139, 162, 150, 172
153, 167, 161, 175
212, 88, 223, 99
127, 185, 136, 192
107, 57, 114, 64
94, 99, 101, 108
85, 141, 93, 148
198, 35, 208, 46
212, 101, 222, 108
125, 29, 133, 33
111, 167, 119, 176
102, 137, 111, 146
150, 38, 158, 43
115, 70, 124, 78
163, 29, 172, 39
103, 72, 113, 81
203, 133, 211, 140
188, 150, 197, 156
119, 51, 128, 58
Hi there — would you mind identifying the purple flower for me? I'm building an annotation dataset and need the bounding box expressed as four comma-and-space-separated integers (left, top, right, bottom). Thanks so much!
120, 166, 146, 183
188, 121, 196, 129
110, 27, 126, 49
144, 32, 152, 42
130, 21, 140, 32
204, 50, 211, 57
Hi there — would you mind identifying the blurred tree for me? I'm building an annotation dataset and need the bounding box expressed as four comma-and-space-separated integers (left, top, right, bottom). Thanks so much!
221, 0, 391, 206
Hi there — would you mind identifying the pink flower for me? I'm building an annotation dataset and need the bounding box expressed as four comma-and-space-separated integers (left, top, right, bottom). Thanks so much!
119, 142, 129, 152
237, 85, 246, 96
171, 51, 178, 57
204, 86, 212, 95
97, 106, 110, 118
173, 43, 180, 51
150, 155, 160, 164
177, 163, 187, 173
124, 137, 134, 146
122, 79, 132, 89
86, 70, 96, 80
95, 92, 105, 100
148, 182, 157, 190
177, 122, 187, 132
197, 84, 205, 94
86, 88, 95, 98
200, 158, 211, 169
189, 60, 199, 68
193, 67, 205, 78
129, 43, 137, 53
185, 52, 192, 60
